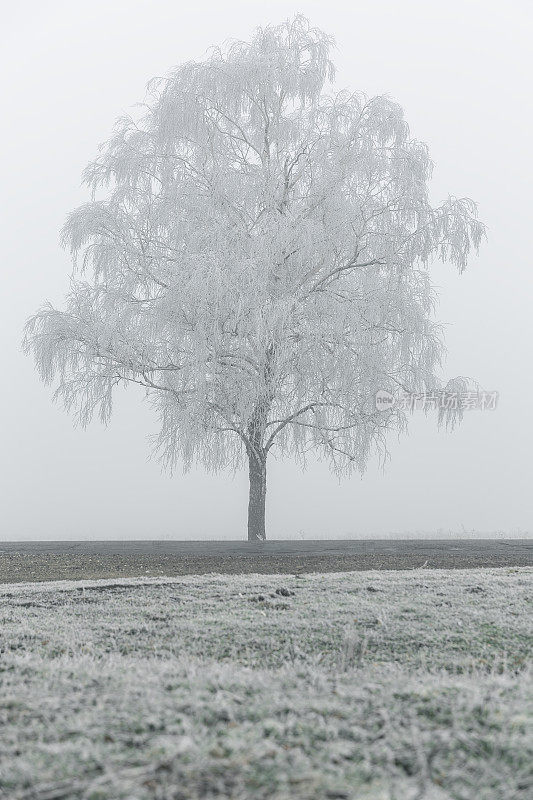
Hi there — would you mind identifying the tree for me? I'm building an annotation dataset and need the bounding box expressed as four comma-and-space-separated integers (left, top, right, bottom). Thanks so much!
24, 16, 484, 540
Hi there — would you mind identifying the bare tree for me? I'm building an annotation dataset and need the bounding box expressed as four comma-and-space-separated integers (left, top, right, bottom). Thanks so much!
24, 16, 484, 540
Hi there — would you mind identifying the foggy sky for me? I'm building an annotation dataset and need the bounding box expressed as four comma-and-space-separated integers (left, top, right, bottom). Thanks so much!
2, 0, 532, 540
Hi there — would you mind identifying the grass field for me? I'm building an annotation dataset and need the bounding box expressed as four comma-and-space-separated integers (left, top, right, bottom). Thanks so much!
0, 568, 531, 799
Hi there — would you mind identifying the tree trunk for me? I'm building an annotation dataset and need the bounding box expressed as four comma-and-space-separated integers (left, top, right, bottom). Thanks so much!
247, 450, 267, 541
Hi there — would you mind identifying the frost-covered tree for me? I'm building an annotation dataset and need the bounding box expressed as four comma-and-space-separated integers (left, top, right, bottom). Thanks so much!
24, 16, 484, 540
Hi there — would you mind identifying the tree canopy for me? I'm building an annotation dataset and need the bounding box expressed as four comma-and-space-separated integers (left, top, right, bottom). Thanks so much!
24, 15, 484, 538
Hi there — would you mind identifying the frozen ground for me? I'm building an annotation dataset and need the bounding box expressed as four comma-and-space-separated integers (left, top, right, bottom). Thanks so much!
0, 568, 531, 799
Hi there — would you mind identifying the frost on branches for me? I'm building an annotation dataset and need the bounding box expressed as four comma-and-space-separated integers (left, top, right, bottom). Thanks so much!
24, 16, 485, 540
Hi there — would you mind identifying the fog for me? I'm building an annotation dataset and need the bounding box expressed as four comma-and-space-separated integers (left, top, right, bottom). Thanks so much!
2, 0, 531, 540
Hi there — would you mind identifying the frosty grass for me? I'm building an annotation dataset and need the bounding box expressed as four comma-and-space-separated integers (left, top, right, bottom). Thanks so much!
0, 568, 531, 799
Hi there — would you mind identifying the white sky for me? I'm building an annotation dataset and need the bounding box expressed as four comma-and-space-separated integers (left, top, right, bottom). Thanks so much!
1, 0, 532, 540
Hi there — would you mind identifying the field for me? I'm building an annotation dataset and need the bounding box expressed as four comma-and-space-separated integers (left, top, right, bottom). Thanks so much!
1, 540, 531, 583
0, 568, 531, 799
